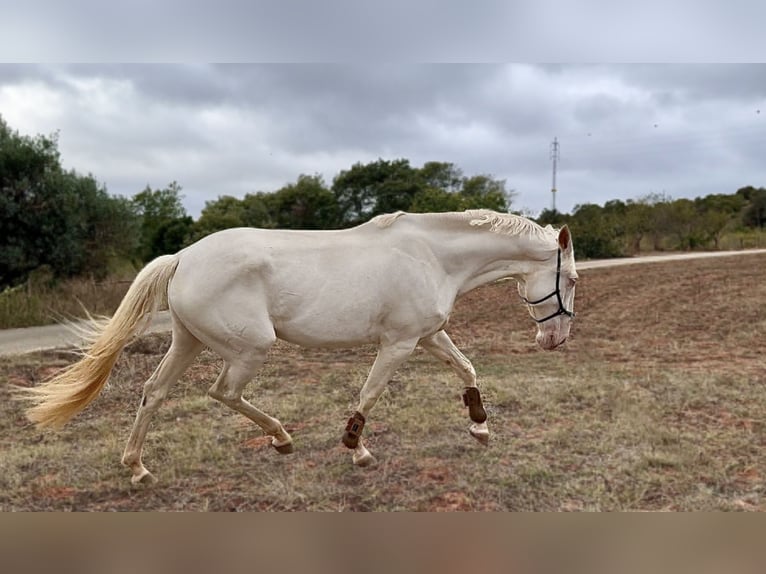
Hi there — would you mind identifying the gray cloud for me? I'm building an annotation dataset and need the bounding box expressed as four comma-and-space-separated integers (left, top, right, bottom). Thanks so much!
1, 63, 765, 217
0, 1, 523, 61
4, 1, 766, 63
614, 65, 766, 101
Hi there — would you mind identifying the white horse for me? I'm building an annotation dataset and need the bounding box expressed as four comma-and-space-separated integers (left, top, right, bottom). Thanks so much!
22, 210, 577, 484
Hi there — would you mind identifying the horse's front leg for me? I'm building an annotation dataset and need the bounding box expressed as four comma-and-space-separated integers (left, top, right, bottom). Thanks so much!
419, 330, 489, 445
342, 338, 419, 466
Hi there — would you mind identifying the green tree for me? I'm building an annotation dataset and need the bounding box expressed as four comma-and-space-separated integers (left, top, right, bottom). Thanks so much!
268, 174, 339, 229
694, 193, 745, 249
190, 195, 247, 240
667, 198, 701, 250
568, 203, 623, 258
67, 174, 139, 276
1, 119, 61, 285
332, 159, 514, 223
410, 187, 465, 212
602, 199, 629, 251
131, 182, 189, 260
418, 161, 463, 193
150, 216, 194, 256
332, 158, 422, 224
0, 117, 138, 286
536, 208, 568, 226
743, 187, 766, 229
643, 193, 674, 251
735, 185, 759, 202
459, 174, 512, 211
241, 192, 276, 228
623, 198, 655, 254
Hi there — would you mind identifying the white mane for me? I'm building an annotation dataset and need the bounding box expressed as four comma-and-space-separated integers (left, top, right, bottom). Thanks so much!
465, 210, 556, 239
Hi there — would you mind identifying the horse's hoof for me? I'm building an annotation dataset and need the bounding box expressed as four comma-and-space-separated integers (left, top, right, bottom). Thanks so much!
131, 469, 157, 485
469, 423, 490, 446
272, 440, 295, 454
353, 451, 376, 467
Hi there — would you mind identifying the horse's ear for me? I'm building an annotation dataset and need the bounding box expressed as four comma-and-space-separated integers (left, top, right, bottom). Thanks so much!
558, 225, 572, 251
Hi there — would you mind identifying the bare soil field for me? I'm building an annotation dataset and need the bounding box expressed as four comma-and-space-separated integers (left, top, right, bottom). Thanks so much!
1, 253, 764, 511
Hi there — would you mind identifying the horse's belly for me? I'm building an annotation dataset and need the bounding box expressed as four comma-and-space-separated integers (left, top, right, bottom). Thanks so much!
275, 327, 378, 349
273, 317, 381, 348
271, 296, 388, 347
271, 296, 451, 349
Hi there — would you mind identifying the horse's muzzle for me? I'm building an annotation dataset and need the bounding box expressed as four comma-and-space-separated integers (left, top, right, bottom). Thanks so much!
536, 331, 568, 350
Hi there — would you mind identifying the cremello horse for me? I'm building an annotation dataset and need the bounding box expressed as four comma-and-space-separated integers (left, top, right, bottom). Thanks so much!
23, 210, 577, 484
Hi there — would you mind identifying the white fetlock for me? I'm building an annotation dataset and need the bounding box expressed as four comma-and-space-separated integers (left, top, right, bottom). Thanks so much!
352, 441, 376, 467
469, 421, 490, 446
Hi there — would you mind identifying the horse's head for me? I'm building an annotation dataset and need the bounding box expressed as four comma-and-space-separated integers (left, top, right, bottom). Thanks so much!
517, 226, 577, 350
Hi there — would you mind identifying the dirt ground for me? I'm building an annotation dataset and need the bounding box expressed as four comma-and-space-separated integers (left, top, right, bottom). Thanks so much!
1, 253, 764, 511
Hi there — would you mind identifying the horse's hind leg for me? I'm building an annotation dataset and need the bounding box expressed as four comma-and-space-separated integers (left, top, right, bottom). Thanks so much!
122, 317, 204, 484
419, 330, 489, 445
208, 357, 294, 453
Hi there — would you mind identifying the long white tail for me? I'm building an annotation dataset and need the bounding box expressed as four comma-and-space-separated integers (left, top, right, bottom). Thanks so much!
21, 254, 180, 428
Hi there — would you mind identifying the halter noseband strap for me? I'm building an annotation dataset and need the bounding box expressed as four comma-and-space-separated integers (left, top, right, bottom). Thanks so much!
521, 249, 576, 324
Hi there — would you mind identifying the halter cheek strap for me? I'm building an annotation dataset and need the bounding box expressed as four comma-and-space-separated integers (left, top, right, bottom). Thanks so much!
521, 249, 576, 324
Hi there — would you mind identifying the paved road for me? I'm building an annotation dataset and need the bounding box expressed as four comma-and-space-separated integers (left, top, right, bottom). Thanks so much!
2, 248, 765, 357
576, 248, 766, 270
0, 312, 173, 358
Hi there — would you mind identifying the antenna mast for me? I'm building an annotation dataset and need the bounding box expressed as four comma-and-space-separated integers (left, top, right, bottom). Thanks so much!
550, 137, 559, 212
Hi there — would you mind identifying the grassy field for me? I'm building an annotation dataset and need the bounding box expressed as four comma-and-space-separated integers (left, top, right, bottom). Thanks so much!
1, 254, 764, 511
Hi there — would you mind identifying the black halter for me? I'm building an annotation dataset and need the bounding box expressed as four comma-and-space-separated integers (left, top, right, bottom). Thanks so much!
521, 249, 576, 324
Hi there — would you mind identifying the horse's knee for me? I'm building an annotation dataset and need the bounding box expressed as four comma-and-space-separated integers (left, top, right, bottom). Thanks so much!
139, 389, 168, 414
457, 359, 477, 384
140, 374, 171, 406
208, 387, 238, 406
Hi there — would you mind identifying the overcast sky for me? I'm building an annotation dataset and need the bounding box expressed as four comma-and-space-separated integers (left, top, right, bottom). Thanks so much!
1, 63, 765, 217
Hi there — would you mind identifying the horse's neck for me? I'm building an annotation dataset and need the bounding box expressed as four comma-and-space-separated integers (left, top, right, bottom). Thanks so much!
415, 220, 555, 294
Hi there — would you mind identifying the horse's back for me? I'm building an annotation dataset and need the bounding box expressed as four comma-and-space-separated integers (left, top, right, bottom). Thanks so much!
176, 225, 383, 277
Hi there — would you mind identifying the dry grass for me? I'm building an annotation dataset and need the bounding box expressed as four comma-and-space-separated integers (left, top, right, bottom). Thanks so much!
1, 254, 764, 511
0, 275, 132, 329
